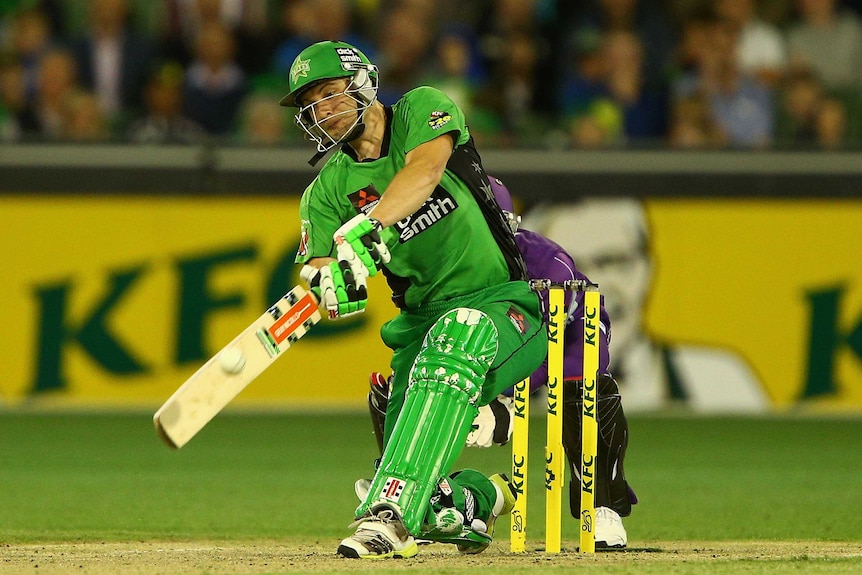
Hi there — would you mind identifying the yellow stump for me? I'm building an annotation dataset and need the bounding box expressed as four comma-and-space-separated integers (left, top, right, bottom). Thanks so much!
510, 377, 530, 553
579, 289, 600, 554
545, 288, 565, 553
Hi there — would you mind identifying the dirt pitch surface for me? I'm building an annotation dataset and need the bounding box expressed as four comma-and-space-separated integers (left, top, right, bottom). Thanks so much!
2, 541, 861, 575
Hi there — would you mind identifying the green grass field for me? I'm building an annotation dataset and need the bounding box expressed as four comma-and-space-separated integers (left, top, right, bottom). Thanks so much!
1, 411, 861, 574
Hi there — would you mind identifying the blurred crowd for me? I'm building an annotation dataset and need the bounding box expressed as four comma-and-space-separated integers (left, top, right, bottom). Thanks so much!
1, 0, 861, 149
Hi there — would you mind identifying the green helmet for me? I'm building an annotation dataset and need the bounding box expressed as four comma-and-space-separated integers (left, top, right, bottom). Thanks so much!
279, 41, 379, 156
279, 41, 378, 108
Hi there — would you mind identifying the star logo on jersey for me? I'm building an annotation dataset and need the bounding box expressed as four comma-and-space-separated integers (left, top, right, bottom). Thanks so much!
428, 110, 452, 130
291, 57, 310, 84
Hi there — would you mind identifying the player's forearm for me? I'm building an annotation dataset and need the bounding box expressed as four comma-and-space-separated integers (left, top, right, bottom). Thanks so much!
368, 137, 452, 227
369, 163, 441, 227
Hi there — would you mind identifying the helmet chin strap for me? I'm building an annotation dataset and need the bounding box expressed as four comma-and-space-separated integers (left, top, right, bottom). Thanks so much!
307, 151, 326, 167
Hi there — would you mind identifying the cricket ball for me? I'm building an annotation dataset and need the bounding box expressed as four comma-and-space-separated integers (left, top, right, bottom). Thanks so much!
219, 348, 246, 374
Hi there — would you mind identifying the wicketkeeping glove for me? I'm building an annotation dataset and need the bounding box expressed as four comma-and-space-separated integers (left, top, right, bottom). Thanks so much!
466, 395, 515, 448
300, 261, 367, 320
333, 214, 393, 278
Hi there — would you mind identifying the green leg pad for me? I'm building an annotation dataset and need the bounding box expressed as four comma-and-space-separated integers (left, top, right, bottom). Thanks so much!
358, 308, 498, 534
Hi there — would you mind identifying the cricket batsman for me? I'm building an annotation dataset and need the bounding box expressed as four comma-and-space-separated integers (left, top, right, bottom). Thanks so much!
364, 176, 637, 548
280, 41, 547, 558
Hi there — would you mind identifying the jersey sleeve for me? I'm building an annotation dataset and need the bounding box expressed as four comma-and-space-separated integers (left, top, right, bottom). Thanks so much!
294, 177, 343, 264
398, 86, 468, 153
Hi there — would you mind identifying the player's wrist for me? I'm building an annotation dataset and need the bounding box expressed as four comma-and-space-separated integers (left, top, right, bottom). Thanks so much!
367, 216, 384, 231
366, 214, 397, 245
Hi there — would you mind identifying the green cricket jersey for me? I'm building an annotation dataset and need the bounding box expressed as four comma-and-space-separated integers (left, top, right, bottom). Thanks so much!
295, 86, 512, 309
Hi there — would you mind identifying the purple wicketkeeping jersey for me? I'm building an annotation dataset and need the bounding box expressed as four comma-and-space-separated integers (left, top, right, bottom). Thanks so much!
516, 228, 611, 393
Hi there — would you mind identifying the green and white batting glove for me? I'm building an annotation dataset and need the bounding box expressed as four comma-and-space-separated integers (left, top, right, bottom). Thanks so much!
300, 262, 367, 320
333, 214, 393, 278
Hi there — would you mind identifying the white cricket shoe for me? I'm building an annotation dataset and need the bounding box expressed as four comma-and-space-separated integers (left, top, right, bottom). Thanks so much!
337, 503, 419, 559
594, 506, 627, 548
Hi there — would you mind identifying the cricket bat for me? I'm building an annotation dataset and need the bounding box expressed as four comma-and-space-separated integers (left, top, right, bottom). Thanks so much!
154, 285, 321, 449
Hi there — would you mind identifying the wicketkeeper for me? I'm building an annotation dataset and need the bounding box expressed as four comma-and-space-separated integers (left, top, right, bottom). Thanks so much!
364, 176, 637, 548
281, 41, 547, 559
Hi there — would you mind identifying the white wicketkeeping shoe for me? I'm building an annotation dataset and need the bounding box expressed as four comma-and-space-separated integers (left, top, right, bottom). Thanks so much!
594, 506, 627, 548
337, 503, 419, 559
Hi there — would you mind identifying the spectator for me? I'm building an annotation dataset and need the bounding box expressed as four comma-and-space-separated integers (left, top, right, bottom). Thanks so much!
418, 26, 484, 115
23, 47, 79, 139
60, 88, 108, 141
570, 98, 623, 148
561, 0, 676, 92
162, 0, 243, 64
673, 16, 774, 148
235, 93, 288, 145
162, 0, 275, 75
373, 2, 434, 105
669, 8, 711, 80
785, 0, 862, 92
557, 25, 607, 120
231, 0, 278, 76
715, 0, 787, 87
500, 30, 543, 142
776, 67, 823, 145
182, 21, 247, 136
8, 7, 55, 102
814, 97, 847, 150
70, 0, 158, 130
0, 54, 26, 141
272, 0, 373, 79
667, 92, 726, 149
23, 0, 69, 40
563, 30, 667, 147
471, 0, 553, 143
128, 61, 205, 144
776, 67, 849, 150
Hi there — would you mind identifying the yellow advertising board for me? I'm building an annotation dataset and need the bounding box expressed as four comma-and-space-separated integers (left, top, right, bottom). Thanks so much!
0, 195, 395, 409
645, 198, 862, 410
2, 195, 861, 411
523, 197, 862, 413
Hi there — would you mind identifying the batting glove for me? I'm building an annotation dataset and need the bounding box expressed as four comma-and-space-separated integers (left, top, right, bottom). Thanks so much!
300, 262, 367, 320
466, 395, 515, 448
333, 214, 392, 278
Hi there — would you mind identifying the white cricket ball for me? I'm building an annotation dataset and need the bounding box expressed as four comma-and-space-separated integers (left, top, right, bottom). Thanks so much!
219, 348, 246, 374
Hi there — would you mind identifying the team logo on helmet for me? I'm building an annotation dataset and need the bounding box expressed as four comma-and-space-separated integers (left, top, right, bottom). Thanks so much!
428, 110, 452, 130
291, 57, 311, 84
